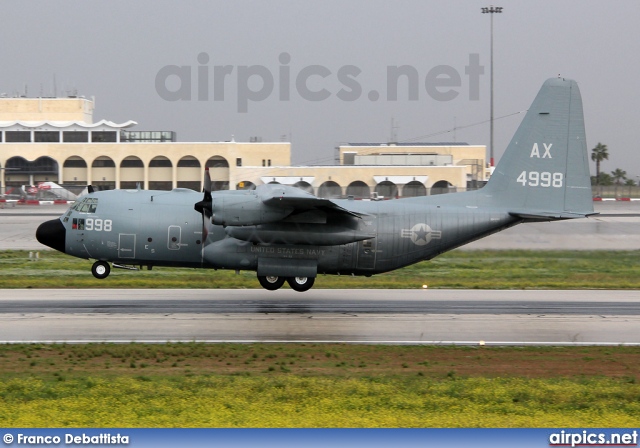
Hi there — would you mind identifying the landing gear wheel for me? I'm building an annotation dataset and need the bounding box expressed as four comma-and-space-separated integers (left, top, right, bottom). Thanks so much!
91, 260, 111, 279
287, 276, 315, 292
258, 275, 285, 291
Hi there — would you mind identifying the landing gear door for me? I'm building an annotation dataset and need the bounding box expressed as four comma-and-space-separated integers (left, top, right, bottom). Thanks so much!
168, 225, 182, 250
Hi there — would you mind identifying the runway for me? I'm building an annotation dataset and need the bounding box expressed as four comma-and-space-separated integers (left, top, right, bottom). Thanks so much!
2, 203, 640, 346
1, 289, 639, 345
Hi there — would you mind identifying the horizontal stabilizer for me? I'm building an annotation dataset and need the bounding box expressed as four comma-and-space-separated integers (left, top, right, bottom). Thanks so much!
509, 210, 599, 221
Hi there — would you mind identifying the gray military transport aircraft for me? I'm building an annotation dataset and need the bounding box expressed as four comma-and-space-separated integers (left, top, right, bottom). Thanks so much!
36, 78, 594, 292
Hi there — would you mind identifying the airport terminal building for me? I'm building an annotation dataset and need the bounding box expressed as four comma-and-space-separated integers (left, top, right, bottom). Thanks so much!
0, 96, 488, 199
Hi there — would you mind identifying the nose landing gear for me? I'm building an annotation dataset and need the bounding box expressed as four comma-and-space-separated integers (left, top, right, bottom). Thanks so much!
91, 260, 111, 279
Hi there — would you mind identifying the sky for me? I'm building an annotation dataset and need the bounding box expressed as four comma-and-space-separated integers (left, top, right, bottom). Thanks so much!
2, 0, 639, 178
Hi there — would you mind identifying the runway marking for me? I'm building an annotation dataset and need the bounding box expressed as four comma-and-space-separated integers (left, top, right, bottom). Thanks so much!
3, 340, 640, 346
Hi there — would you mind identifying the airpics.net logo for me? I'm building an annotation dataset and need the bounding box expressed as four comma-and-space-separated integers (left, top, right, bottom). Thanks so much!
155, 52, 484, 112
549, 430, 638, 447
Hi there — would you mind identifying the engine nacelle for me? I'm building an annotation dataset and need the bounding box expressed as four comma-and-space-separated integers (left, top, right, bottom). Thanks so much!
211, 193, 293, 226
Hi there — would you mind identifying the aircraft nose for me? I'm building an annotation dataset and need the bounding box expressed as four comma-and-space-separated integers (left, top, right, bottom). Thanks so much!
36, 219, 67, 253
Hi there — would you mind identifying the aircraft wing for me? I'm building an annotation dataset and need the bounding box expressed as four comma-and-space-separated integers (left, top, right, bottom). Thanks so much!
259, 184, 365, 219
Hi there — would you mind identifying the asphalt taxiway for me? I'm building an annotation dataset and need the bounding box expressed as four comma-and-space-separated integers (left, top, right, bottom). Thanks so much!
1, 289, 638, 345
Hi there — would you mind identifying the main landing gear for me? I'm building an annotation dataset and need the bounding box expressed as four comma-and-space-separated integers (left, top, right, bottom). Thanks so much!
258, 275, 286, 291
91, 260, 111, 279
287, 276, 315, 292
257, 275, 315, 292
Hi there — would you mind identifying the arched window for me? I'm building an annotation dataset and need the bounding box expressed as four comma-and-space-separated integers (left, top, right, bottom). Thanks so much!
293, 181, 314, 194
177, 156, 202, 191
431, 180, 455, 195
5, 156, 30, 172
375, 181, 397, 199
318, 181, 342, 198
63, 156, 88, 168
205, 156, 229, 168
346, 181, 370, 199
91, 156, 116, 168
120, 156, 144, 168
236, 181, 256, 190
177, 156, 201, 168
32, 156, 58, 173
149, 156, 172, 167
402, 181, 427, 197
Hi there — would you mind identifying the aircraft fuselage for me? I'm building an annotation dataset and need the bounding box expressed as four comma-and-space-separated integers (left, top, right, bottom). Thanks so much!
42, 188, 519, 277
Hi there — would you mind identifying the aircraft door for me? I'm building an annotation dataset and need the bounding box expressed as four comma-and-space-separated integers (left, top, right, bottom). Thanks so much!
168, 225, 182, 250
118, 234, 136, 259
356, 238, 377, 269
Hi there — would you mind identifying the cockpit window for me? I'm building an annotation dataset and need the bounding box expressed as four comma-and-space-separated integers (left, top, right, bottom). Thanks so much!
73, 197, 99, 213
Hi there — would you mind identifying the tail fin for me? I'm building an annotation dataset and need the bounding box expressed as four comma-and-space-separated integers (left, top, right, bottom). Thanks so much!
483, 78, 593, 219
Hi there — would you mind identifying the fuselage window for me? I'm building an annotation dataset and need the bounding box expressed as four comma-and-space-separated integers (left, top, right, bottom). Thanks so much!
74, 198, 99, 213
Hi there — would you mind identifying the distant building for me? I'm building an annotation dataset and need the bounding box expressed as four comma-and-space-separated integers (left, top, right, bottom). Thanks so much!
0, 95, 487, 199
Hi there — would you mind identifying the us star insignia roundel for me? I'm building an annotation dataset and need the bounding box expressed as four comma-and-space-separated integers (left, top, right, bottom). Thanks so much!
400, 223, 442, 246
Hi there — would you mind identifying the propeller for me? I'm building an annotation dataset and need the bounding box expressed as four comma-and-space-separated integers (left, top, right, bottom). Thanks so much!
194, 167, 212, 218
194, 167, 213, 260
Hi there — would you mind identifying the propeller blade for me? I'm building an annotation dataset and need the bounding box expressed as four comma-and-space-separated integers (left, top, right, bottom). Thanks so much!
203, 166, 212, 198
194, 167, 213, 218
194, 167, 213, 263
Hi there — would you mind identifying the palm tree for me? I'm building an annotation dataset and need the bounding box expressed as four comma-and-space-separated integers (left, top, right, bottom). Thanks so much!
611, 168, 627, 185
611, 168, 627, 198
625, 178, 637, 198
591, 143, 609, 185
598, 172, 613, 186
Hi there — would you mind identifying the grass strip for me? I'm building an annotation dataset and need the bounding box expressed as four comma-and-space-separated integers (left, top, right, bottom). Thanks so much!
0, 343, 638, 427
1, 249, 640, 289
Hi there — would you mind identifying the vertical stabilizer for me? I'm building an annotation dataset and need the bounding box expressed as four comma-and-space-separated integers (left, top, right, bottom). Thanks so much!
482, 78, 593, 217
